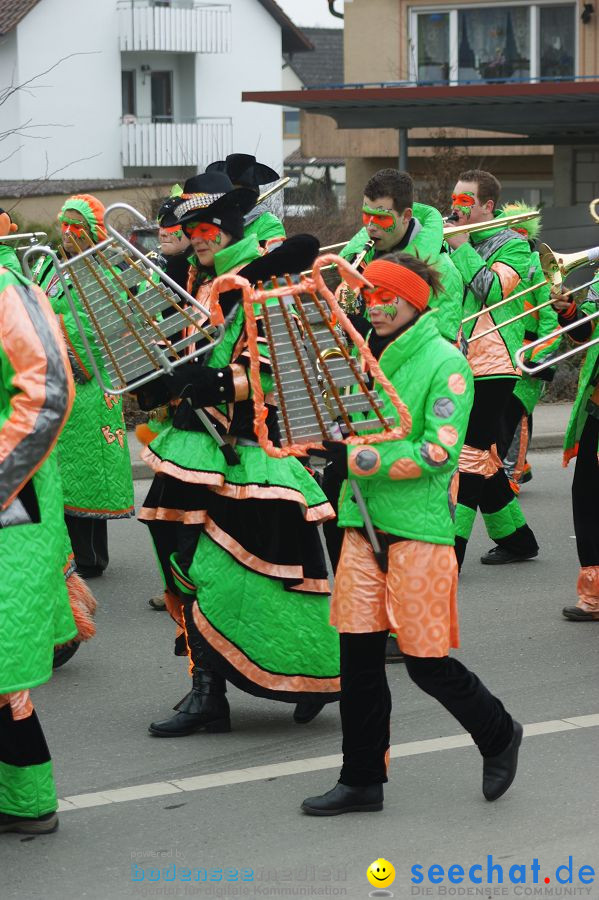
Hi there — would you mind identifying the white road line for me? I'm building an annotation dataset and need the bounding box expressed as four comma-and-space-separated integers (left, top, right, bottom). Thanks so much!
57, 713, 599, 813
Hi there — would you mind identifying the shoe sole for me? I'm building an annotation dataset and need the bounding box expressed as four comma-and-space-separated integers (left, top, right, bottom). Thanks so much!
480, 555, 538, 566
148, 718, 231, 737
301, 802, 383, 816
0, 813, 59, 834
562, 610, 599, 621
484, 723, 523, 802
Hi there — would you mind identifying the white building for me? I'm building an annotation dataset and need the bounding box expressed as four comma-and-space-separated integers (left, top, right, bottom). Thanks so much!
0, 0, 311, 184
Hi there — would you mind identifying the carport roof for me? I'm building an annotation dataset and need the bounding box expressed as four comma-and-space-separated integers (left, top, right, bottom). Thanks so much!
243, 80, 599, 146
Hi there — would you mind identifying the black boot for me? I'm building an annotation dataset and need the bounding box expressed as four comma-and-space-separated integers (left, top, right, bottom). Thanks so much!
301, 782, 384, 816
293, 700, 326, 724
148, 668, 231, 737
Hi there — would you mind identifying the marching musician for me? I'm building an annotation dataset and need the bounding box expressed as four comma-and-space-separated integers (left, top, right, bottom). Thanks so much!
206, 153, 286, 246
340, 168, 464, 344
447, 171, 540, 568
132, 173, 340, 737
552, 275, 599, 622
496, 203, 561, 492
0, 212, 76, 835
301, 254, 521, 817
33, 195, 135, 579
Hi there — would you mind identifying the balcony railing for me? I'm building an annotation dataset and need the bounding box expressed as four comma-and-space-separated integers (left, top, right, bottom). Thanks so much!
118, 1, 231, 54
121, 117, 232, 168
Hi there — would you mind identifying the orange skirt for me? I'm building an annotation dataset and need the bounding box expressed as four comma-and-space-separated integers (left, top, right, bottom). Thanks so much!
331, 529, 460, 658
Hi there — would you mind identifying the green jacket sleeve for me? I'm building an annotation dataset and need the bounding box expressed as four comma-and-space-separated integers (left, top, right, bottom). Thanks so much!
451, 234, 530, 308
340, 228, 371, 262
0, 244, 23, 276
346, 357, 473, 482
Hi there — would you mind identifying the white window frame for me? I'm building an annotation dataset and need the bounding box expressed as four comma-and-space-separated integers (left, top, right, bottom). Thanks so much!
408, 1, 577, 86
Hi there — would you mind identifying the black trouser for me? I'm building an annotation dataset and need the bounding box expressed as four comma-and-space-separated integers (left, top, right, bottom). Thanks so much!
497, 392, 527, 460
65, 514, 108, 574
573, 415, 599, 567
455, 379, 538, 567
321, 463, 345, 573
339, 632, 513, 786
0, 705, 54, 818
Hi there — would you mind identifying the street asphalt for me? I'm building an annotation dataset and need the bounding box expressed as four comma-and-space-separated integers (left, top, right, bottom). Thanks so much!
1, 448, 598, 900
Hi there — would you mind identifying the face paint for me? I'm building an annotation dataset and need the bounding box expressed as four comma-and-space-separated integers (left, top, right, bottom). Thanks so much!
160, 224, 184, 238
60, 221, 86, 238
362, 205, 398, 232
363, 285, 398, 308
451, 192, 475, 218
187, 222, 221, 242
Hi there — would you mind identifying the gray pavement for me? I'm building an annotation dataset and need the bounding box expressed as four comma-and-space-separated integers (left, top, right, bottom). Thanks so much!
127, 402, 574, 480
2, 449, 598, 900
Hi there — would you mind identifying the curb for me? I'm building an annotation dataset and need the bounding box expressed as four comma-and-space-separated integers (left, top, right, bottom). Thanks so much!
529, 433, 564, 451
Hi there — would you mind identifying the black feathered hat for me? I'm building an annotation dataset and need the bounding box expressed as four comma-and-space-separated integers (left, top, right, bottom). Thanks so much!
173, 172, 256, 240
206, 154, 280, 192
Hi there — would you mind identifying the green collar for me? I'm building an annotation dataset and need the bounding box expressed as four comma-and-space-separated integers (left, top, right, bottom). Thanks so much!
470, 211, 507, 244
190, 233, 261, 278
377, 311, 440, 376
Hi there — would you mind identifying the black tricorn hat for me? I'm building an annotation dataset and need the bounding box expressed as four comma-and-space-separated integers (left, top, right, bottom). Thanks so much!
206, 154, 280, 192
173, 172, 256, 239
156, 195, 185, 227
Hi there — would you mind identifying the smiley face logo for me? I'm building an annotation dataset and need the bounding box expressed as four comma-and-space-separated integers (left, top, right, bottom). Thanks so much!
367, 858, 396, 889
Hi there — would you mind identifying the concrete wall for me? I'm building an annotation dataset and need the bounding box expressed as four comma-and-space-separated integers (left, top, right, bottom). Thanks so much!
1, 184, 172, 229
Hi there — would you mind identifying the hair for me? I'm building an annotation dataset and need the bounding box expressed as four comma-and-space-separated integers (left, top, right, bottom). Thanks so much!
457, 169, 501, 210
364, 168, 414, 213
380, 251, 442, 298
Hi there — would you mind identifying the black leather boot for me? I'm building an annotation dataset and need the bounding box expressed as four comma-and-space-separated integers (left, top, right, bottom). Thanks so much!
148, 668, 231, 737
301, 782, 384, 816
149, 595, 231, 736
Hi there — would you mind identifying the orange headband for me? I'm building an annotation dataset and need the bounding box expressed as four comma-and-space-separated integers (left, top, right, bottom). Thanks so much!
362, 259, 431, 312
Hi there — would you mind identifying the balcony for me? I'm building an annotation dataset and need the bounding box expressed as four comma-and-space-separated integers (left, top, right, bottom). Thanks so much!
121, 117, 232, 168
118, 1, 231, 54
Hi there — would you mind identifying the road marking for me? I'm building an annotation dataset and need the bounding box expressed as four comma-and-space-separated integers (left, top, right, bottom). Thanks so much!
57, 713, 599, 813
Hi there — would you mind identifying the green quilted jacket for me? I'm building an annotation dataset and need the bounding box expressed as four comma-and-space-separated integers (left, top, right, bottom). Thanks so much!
341, 203, 464, 342
451, 213, 532, 376
33, 255, 135, 519
338, 311, 474, 544
563, 276, 599, 465
514, 249, 561, 414
244, 206, 286, 244
0, 259, 76, 691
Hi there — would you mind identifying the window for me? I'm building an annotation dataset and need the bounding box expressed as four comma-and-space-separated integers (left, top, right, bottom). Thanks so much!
121, 70, 136, 117
283, 109, 300, 139
540, 5, 575, 78
412, 3, 575, 85
151, 71, 173, 123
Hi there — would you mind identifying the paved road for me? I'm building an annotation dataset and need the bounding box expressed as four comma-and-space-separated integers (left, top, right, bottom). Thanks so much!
2, 449, 598, 900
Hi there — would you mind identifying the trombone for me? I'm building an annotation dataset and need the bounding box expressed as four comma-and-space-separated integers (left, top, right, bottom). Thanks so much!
515, 279, 599, 375
467, 243, 599, 343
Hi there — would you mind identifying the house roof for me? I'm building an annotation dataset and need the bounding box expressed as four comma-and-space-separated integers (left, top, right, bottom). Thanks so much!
244, 80, 599, 146
284, 28, 343, 88
256, 0, 313, 54
0, 0, 41, 35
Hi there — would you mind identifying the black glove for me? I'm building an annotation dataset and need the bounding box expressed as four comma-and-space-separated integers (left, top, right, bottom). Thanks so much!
130, 364, 236, 411
522, 359, 556, 382
307, 440, 348, 480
